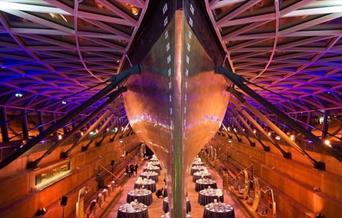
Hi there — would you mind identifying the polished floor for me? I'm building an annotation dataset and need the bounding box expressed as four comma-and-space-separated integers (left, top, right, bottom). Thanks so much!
106, 161, 248, 218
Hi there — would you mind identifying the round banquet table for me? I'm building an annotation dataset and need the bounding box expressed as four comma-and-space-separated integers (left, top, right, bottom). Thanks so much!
127, 189, 153, 206
117, 202, 149, 218
140, 171, 159, 182
203, 203, 234, 218
193, 171, 211, 182
195, 179, 217, 192
191, 166, 207, 175
198, 188, 224, 206
143, 166, 160, 174
134, 179, 156, 193
163, 197, 191, 213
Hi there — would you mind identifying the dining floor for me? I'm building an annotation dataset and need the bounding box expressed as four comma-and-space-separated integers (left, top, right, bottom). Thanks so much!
106, 161, 248, 218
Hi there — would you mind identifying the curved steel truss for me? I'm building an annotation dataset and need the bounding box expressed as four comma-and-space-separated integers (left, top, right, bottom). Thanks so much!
205, 0, 342, 114
0, 0, 149, 112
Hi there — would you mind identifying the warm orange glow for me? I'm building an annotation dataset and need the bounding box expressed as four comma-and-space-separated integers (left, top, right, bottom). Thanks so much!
131, 7, 139, 16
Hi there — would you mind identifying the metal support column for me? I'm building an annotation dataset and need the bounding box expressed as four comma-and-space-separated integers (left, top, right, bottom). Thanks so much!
225, 121, 242, 142
230, 111, 255, 147
27, 88, 126, 168
65, 109, 112, 155
232, 100, 290, 158
306, 112, 312, 131
321, 110, 329, 140
21, 110, 29, 140
0, 65, 140, 169
0, 107, 9, 143
216, 66, 341, 167
37, 111, 44, 134
235, 113, 270, 151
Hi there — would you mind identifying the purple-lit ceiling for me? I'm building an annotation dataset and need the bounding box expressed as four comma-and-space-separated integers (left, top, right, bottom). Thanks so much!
205, 0, 342, 114
0, 0, 148, 114
0, 0, 341, 115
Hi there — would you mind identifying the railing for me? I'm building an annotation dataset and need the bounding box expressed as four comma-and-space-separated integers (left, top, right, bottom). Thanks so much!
202, 149, 277, 218
225, 165, 276, 218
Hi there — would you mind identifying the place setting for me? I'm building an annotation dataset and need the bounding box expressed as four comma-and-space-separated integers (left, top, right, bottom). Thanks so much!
193, 170, 211, 182
203, 201, 235, 218
117, 200, 149, 218
134, 177, 157, 193
127, 188, 153, 206
195, 179, 218, 192
140, 171, 159, 182
198, 187, 224, 206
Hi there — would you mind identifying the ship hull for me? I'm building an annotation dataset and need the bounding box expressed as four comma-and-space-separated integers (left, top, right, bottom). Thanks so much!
123, 2, 230, 216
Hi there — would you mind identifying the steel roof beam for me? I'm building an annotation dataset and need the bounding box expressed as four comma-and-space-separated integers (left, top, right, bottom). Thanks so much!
216, 66, 342, 166
0, 65, 141, 169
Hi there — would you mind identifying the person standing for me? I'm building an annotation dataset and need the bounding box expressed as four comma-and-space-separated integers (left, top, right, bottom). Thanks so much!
125, 165, 131, 177
130, 164, 135, 177
134, 163, 138, 176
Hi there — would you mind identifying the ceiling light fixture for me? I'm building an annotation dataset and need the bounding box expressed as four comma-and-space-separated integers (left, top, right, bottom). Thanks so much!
324, 139, 331, 147
0, 2, 70, 14
15, 92, 23, 98
131, 7, 139, 16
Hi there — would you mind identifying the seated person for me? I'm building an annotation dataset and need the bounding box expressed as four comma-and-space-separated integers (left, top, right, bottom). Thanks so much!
163, 185, 168, 197
155, 187, 164, 199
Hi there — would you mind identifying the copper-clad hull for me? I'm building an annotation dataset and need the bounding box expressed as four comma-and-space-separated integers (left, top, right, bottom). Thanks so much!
123, 10, 230, 217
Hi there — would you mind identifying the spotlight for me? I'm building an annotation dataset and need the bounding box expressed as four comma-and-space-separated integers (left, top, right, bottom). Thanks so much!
58, 135, 63, 140
275, 136, 281, 141
119, 140, 123, 143
35, 208, 47, 216
61, 100, 67, 105
324, 139, 331, 147
253, 129, 257, 134
131, 7, 139, 16
290, 135, 295, 141
319, 116, 324, 124
80, 131, 84, 136
15, 92, 23, 98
